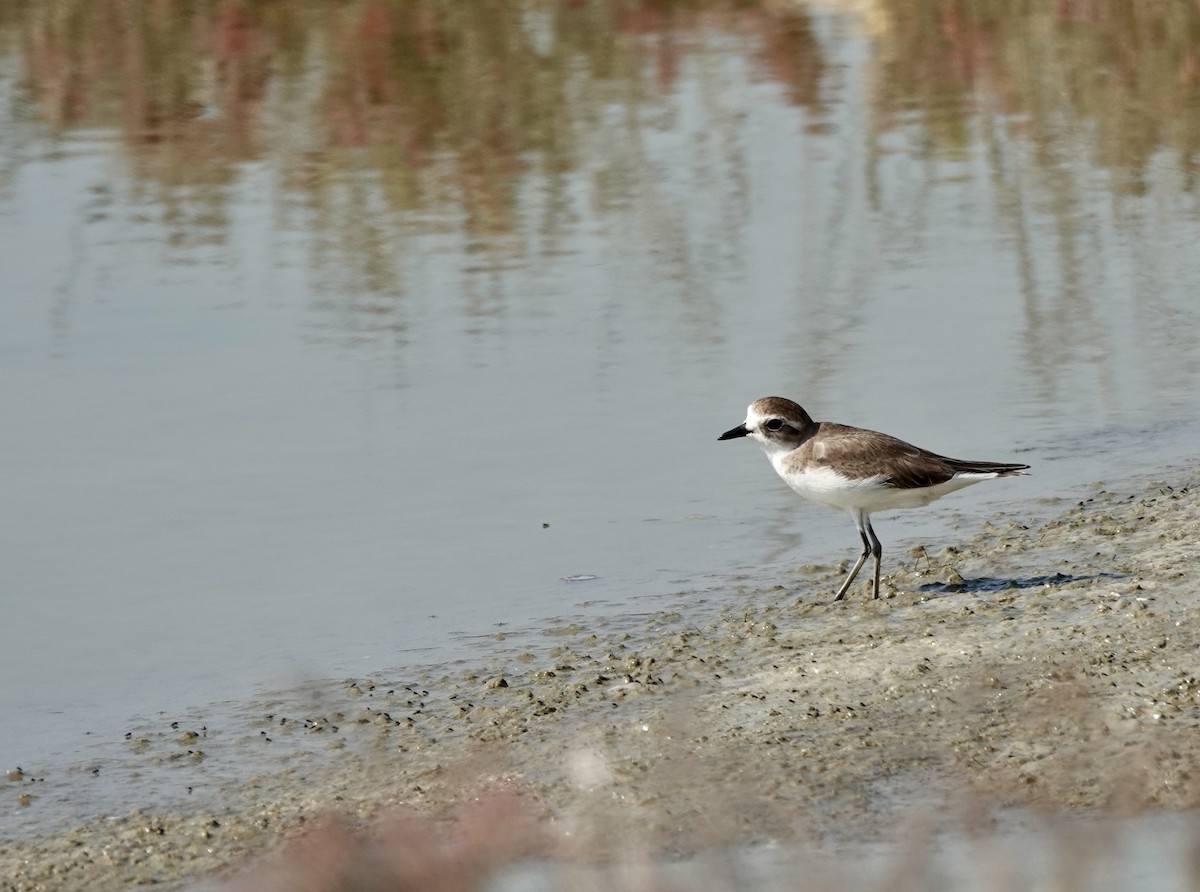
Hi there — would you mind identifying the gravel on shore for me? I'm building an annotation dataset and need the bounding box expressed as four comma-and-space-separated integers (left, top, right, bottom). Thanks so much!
3, 472, 1199, 890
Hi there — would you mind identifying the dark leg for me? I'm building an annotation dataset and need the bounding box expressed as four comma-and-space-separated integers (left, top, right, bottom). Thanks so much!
864, 515, 883, 599
832, 510, 872, 602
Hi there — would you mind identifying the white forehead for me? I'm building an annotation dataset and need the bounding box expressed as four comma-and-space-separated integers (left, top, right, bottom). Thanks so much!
745, 402, 771, 426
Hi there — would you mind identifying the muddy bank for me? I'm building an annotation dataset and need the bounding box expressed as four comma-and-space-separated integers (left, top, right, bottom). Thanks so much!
3, 472, 1199, 890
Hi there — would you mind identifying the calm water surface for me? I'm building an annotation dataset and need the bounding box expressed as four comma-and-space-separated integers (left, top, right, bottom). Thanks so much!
2, 1, 1200, 833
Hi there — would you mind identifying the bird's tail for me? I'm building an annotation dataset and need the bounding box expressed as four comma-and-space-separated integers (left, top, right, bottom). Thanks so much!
946, 459, 1030, 477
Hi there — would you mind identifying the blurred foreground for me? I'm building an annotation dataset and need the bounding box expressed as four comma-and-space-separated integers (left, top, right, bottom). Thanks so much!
210, 793, 1200, 892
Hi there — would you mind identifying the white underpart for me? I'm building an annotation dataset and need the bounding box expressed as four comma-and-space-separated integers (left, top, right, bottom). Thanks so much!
775, 462, 998, 513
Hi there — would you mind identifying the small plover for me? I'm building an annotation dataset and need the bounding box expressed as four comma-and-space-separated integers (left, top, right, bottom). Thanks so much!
719, 396, 1028, 601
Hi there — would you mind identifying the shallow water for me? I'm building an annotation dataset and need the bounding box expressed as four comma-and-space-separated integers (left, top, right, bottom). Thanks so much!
2, 0, 1200, 837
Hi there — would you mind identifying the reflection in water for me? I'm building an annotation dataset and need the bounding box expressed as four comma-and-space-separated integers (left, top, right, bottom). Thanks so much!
876, 1, 1200, 189
9, 2, 829, 298
5, 2, 1199, 354
869, 1, 1200, 415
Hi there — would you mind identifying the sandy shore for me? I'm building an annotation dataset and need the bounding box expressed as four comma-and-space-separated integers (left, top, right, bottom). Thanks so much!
3, 470, 1200, 889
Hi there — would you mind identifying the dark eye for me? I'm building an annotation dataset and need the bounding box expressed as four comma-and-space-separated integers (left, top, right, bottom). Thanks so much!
765, 418, 784, 432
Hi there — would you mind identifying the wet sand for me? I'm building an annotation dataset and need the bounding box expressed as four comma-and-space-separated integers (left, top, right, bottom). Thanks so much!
4, 471, 1200, 889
